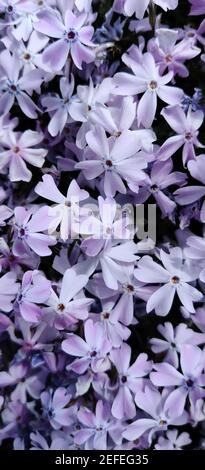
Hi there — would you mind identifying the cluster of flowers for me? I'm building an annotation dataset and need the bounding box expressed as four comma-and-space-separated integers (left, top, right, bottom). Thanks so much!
0, 0, 205, 451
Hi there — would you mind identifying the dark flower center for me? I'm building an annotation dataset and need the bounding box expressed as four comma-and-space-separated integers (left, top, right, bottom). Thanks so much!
103, 311, 110, 319
7, 6, 13, 12
64, 200, 71, 207
187, 31, 195, 37
10, 84, 17, 92
165, 54, 172, 62
23, 53, 31, 60
67, 30, 76, 40
105, 160, 112, 167
159, 419, 167, 426
149, 80, 158, 90
13, 146, 20, 153
150, 184, 158, 192
19, 228, 25, 237
58, 303, 65, 312
121, 375, 127, 383
90, 350, 97, 357
185, 131, 192, 140
186, 379, 194, 387
171, 276, 180, 284
126, 284, 134, 293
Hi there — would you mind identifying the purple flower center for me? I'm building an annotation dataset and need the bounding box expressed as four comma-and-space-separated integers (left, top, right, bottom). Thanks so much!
165, 54, 173, 63
67, 30, 76, 41
19, 228, 25, 237
185, 131, 192, 140
105, 159, 113, 167
149, 80, 158, 90
90, 350, 97, 357
121, 375, 127, 383
13, 146, 20, 154
10, 84, 17, 92
186, 378, 194, 387
7, 6, 13, 12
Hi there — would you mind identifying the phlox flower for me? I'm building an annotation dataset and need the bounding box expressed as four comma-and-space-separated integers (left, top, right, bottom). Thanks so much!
35, 9, 95, 70
41, 387, 76, 430
113, 46, 183, 127
0, 271, 19, 312
17, 270, 51, 323
135, 247, 203, 315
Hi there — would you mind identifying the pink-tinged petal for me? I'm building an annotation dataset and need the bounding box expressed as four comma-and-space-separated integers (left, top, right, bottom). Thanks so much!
0, 50, 20, 82
86, 126, 109, 159
112, 386, 136, 419
180, 345, 203, 378
174, 186, 205, 205
0, 92, 15, 115
35, 10, 65, 38
157, 85, 183, 105
157, 135, 184, 161
177, 283, 202, 313
110, 343, 131, 374
16, 93, 39, 119
48, 107, 68, 137
35, 175, 65, 204
9, 155, 31, 182
78, 26, 94, 46
128, 353, 151, 377
164, 387, 188, 418
62, 335, 89, 357
134, 386, 161, 419
114, 72, 146, 95
65, 11, 86, 30
137, 90, 157, 127
18, 70, 44, 91
43, 40, 69, 71
27, 207, 51, 232
60, 268, 88, 303
161, 105, 187, 134
188, 156, 205, 185
14, 207, 30, 226
113, 294, 133, 326
135, 256, 169, 283
75, 429, 94, 445
69, 357, 91, 374
20, 301, 42, 323
150, 363, 184, 386
147, 284, 176, 315
27, 233, 56, 256
104, 171, 126, 197
123, 419, 156, 441
71, 42, 94, 70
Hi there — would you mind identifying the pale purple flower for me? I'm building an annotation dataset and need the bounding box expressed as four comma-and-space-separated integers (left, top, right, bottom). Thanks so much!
46, 267, 93, 329
155, 430, 191, 450
2, 30, 49, 73
110, 343, 151, 419
35, 175, 89, 241
30, 431, 69, 450
41, 387, 76, 430
35, 9, 95, 70
93, 298, 131, 348
17, 270, 51, 323
75, 126, 147, 196
0, 130, 47, 182
13, 206, 56, 257
75, 400, 120, 450
0, 49, 44, 118
184, 233, 205, 282
157, 105, 204, 165
122, 385, 188, 443
134, 159, 187, 217
113, 46, 183, 127
150, 322, 204, 367
62, 319, 111, 374
0, 271, 19, 312
150, 345, 205, 417
41, 76, 75, 137
135, 247, 203, 315
148, 28, 201, 78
